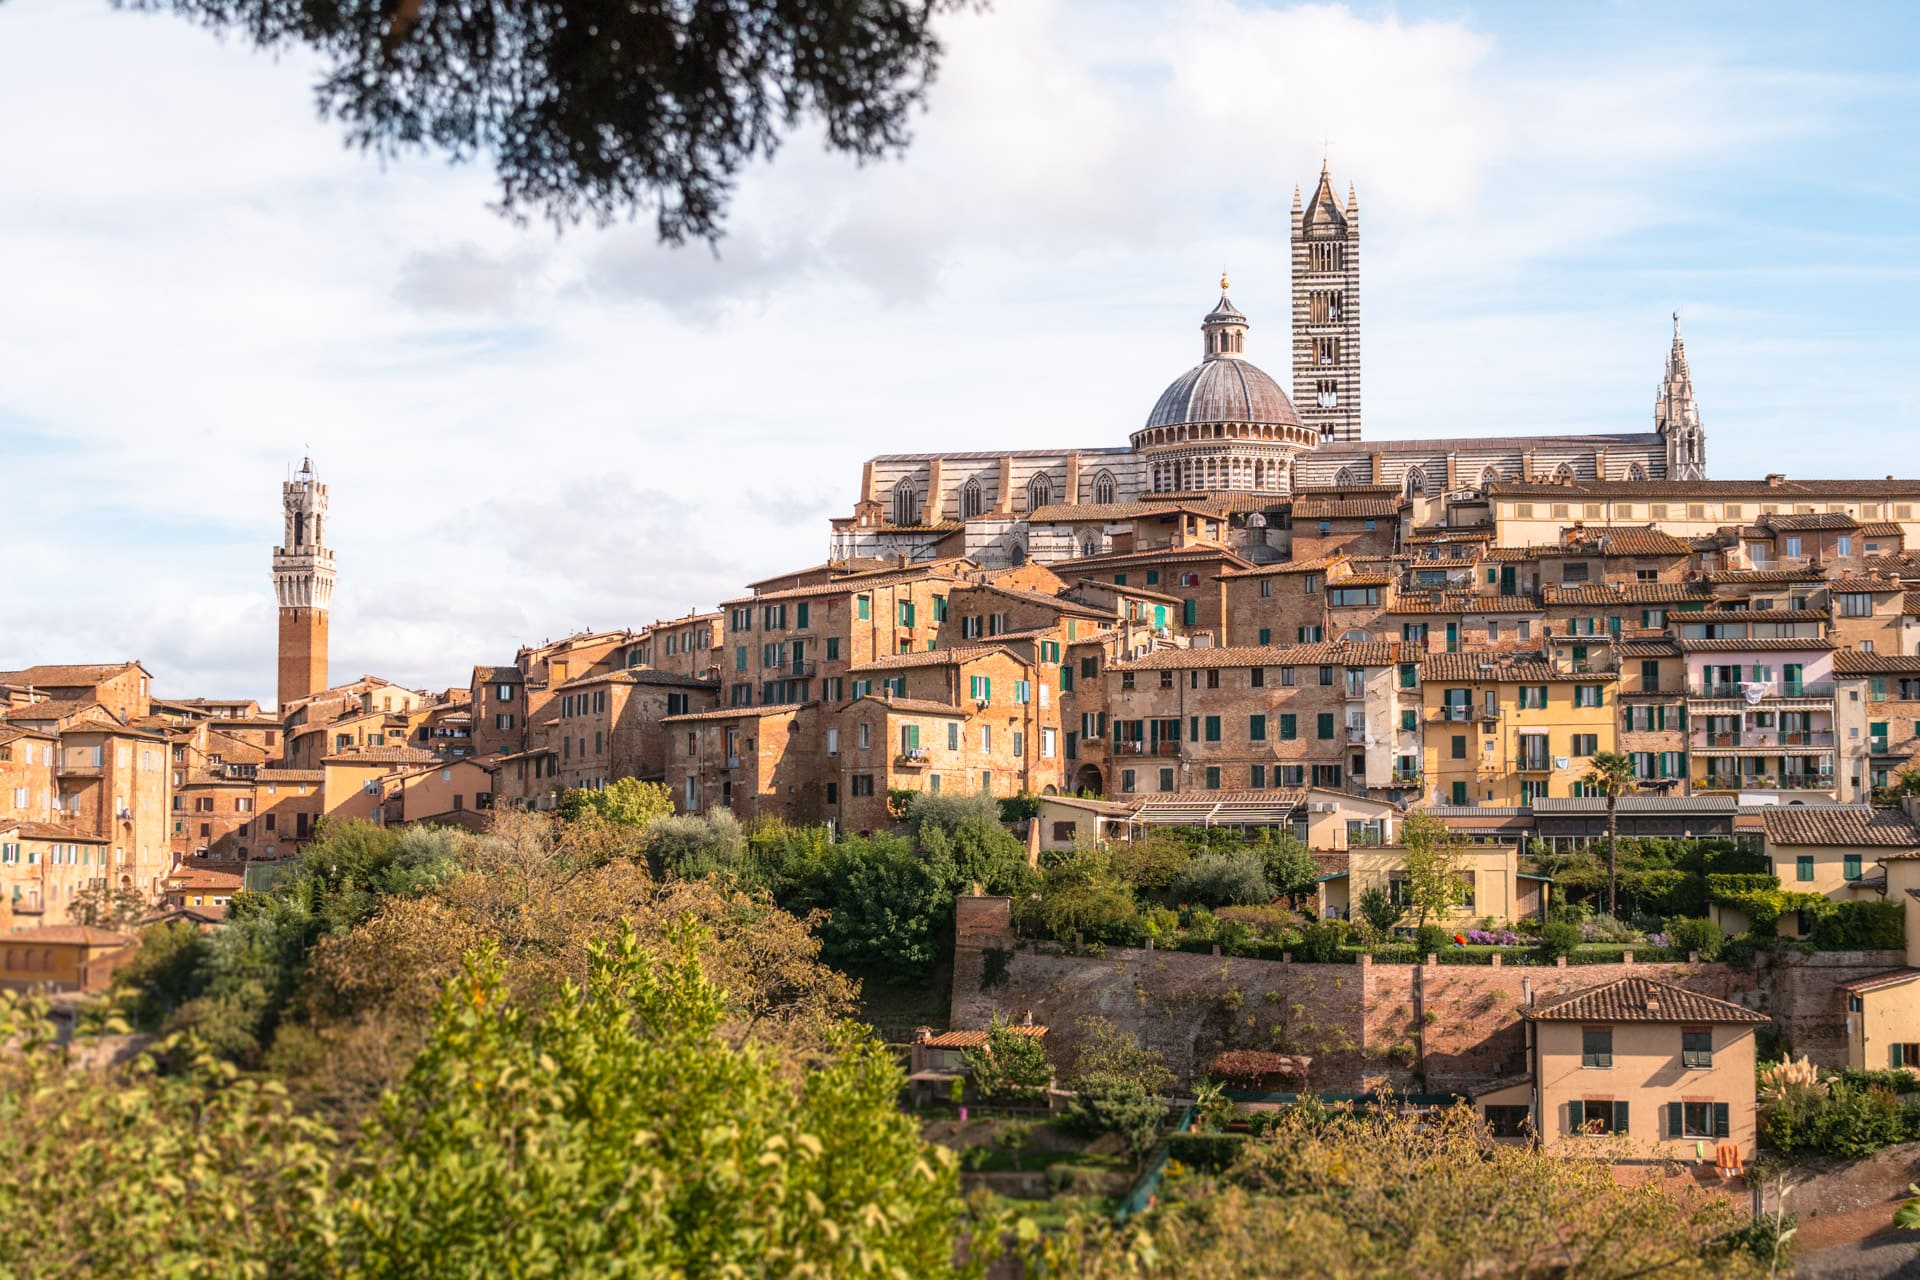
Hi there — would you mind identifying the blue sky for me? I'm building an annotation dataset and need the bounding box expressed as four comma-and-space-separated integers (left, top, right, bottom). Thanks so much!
2, 0, 1917, 701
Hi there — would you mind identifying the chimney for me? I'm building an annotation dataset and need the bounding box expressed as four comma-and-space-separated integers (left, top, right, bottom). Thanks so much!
1766, 474, 1785, 487
1522, 977, 1533, 1007
913, 1026, 932, 1043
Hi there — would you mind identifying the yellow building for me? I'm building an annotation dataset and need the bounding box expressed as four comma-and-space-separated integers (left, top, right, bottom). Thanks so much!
1317, 841, 1548, 925
1749, 806, 1919, 938
1492, 976, 1765, 1161
1420, 653, 1617, 808
1841, 969, 1920, 1071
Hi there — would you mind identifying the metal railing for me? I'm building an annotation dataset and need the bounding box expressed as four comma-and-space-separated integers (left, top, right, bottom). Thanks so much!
1689, 681, 1835, 699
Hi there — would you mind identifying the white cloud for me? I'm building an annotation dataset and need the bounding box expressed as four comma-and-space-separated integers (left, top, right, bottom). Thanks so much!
0, 0, 1909, 701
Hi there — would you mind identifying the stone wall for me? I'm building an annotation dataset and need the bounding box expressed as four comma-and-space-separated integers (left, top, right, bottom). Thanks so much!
950, 898, 1899, 1089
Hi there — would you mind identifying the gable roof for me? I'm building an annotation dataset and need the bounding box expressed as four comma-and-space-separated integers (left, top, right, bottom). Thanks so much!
849, 645, 1022, 672
1112, 642, 1406, 670
1525, 976, 1767, 1025
1761, 805, 1920, 848
1837, 969, 1920, 995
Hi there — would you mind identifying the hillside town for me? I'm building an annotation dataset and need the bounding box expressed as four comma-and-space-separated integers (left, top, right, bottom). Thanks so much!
11, 162, 1920, 1276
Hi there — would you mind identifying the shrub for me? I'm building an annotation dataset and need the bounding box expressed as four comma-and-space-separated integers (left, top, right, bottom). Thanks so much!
1839, 1068, 1920, 1094
1295, 919, 1352, 964
1414, 924, 1452, 956
1662, 916, 1724, 961
1811, 900, 1905, 951
1536, 922, 1580, 959
1015, 848, 1140, 945
1462, 928, 1526, 946
1215, 903, 1305, 940
1356, 885, 1402, 940
1171, 850, 1275, 908
1164, 1132, 1249, 1173
1580, 913, 1640, 944
1818, 1083, 1906, 1158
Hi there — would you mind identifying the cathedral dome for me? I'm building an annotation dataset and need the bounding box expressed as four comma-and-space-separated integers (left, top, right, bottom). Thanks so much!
1144, 356, 1301, 431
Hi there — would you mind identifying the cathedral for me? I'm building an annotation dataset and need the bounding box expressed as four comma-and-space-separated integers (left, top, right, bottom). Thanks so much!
830, 164, 1706, 568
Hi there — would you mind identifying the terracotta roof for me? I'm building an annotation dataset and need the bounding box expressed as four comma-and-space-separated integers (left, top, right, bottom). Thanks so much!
1406, 527, 1494, 543
849, 645, 1021, 672
1837, 969, 1920, 995
1761, 806, 1920, 848
1825, 576, 1901, 594
659, 702, 814, 723
1028, 499, 1225, 522
1907, 592, 1920, 617
1064, 546, 1255, 572
962, 582, 1111, 620
1760, 512, 1859, 531
1561, 527, 1695, 556
1332, 572, 1392, 587
1293, 498, 1402, 519
0, 820, 109, 843
1542, 583, 1712, 604
1860, 523, 1905, 538
1525, 976, 1768, 1025
1, 699, 108, 723
554, 668, 718, 692
1113, 642, 1405, 670
920, 1026, 1047, 1049
321, 746, 442, 766
1675, 637, 1835, 652
1219, 554, 1349, 580
1616, 640, 1681, 658
726, 567, 961, 605
1387, 593, 1542, 615
1065, 577, 1184, 605
1493, 478, 1920, 499
847, 695, 969, 717
0, 926, 132, 947
1420, 653, 1612, 683
1703, 569, 1830, 584
166, 867, 245, 891
1832, 652, 1920, 675
1681, 608, 1830, 624
254, 768, 324, 783
0, 662, 145, 687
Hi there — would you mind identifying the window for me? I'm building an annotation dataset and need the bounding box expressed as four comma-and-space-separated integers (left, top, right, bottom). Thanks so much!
1279, 714, 1297, 740
1796, 855, 1815, 882
1893, 1044, 1920, 1068
1158, 768, 1175, 792
1582, 1027, 1613, 1068
1682, 1028, 1713, 1068
1574, 685, 1604, 708
1249, 715, 1267, 742
1450, 735, 1466, 760
1317, 713, 1335, 740
856, 596, 870, 620
1841, 593, 1873, 617
1040, 728, 1056, 759
1484, 1106, 1530, 1138
1517, 685, 1548, 709
1673, 1101, 1729, 1139
1204, 716, 1221, 742
1569, 1100, 1628, 1136
1570, 734, 1598, 757
850, 774, 874, 797
1844, 853, 1863, 882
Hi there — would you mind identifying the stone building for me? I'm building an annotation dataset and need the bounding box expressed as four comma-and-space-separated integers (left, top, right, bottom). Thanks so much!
832, 165, 1688, 573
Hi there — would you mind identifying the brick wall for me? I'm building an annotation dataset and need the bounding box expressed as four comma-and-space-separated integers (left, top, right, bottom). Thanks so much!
950, 905, 1899, 1088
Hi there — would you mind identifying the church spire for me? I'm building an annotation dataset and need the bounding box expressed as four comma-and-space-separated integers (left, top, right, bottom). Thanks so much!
1656, 311, 1706, 480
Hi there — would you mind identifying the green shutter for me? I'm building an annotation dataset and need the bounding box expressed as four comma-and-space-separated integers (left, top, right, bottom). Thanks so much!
1317, 713, 1334, 740
1613, 1101, 1629, 1135
1567, 1100, 1584, 1133
1205, 716, 1221, 742
1189, 716, 1200, 741
1280, 714, 1297, 740
1258, 628, 1271, 645
1667, 1101, 1683, 1139
1712, 1103, 1729, 1138
1249, 715, 1266, 742
1183, 599, 1198, 626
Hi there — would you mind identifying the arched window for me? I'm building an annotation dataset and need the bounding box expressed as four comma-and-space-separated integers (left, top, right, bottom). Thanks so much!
1333, 465, 1363, 489
1479, 466, 1501, 490
1404, 467, 1427, 498
1091, 470, 1116, 505
891, 479, 919, 527
1625, 462, 1648, 483
1027, 473, 1053, 512
1082, 539, 1097, 557
1553, 463, 1574, 481
959, 478, 984, 520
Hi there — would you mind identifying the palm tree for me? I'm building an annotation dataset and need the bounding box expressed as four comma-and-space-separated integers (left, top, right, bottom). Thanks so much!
1582, 752, 1639, 917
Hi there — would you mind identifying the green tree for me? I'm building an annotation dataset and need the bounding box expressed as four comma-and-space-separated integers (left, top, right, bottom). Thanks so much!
1356, 884, 1401, 940
1064, 1017, 1173, 1166
330, 922, 988, 1276
820, 835, 950, 982
1171, 849, 1274, 907
0, 994, 335, 1279
1015, 847, 1140, 945
646, 808, 747, 880
556, 777, 673, 828
1582, 752, 1639, 918
68, 882, 152, 930
1256, 832, 1320, 905
1048, 1097, 1767, 1279
1399, 811, 1465, 931
124, 0, 976, 240
962, 1014, 1053, 1104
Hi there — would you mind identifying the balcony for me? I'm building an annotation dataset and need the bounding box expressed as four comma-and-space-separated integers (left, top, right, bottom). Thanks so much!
57, 758, 104, 778
1517, 757, 1553, 774
894, 749, 930, 769
1688, 681, 1835, 700
1114, 741, 1180, 757
1699, 773, 1834, 792
790, 660, 818, 678
1429, 707, 1474, 724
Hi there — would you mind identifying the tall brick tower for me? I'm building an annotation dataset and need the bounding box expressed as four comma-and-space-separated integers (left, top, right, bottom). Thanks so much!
272, 457, 334, 709
1291, 161, 1362, 443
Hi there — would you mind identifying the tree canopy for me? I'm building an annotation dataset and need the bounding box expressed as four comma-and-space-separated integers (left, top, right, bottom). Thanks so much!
119, 0, 976, 240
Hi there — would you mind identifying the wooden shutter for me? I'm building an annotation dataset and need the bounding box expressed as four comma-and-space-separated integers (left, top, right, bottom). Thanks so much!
1567, 1100, 1584, 1132
1612, 1101, 1629, 1135
1667, 1102, 1683, 1139
1713, 1103, 1730, 1138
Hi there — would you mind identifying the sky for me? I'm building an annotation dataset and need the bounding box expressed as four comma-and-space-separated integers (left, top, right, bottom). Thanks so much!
3, 0, 1919, 703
